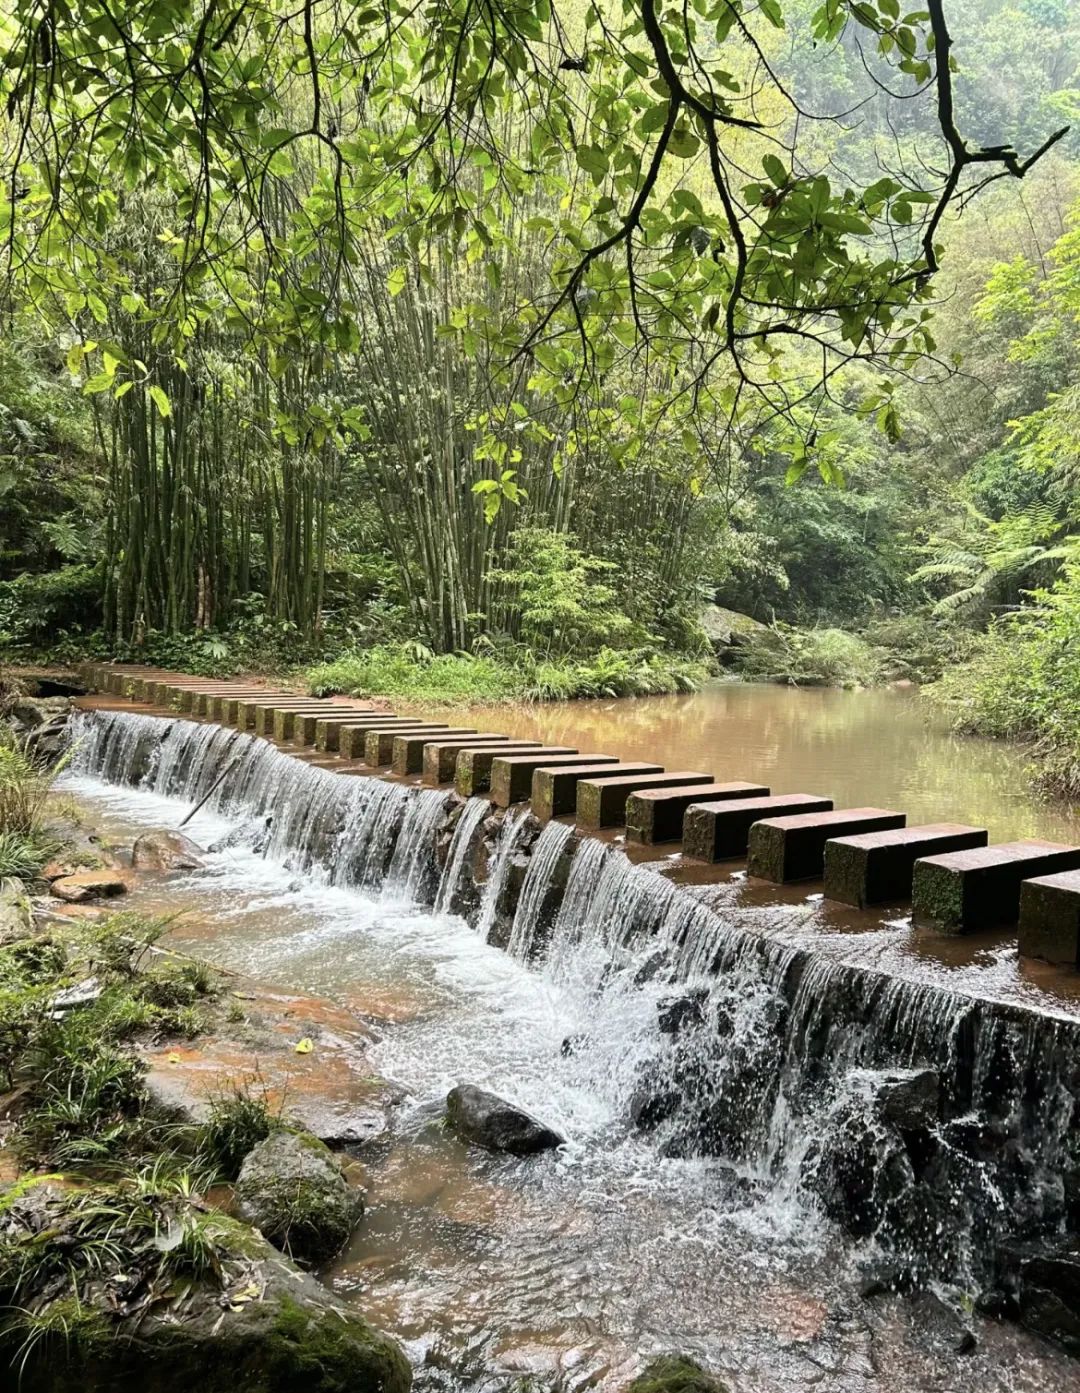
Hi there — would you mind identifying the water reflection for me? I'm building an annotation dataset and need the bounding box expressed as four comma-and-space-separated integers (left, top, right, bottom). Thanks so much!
425, 682, 1080, 845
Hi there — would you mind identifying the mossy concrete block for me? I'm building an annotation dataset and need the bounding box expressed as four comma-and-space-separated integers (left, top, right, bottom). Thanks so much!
392, 728, 478, 775
530, 757, 642, 819
576, 771, 713, 830
683, 794, 832, 862
626, 780, 768, 844
748, 807, 905, 883
314, 714, 384, 752
913, 839, 1080, 934
364, 723, 455, 765
270, 707, 340, 741
491, 753, 618, 809
824, 823, 988, 908
1020, 869, 1080, 969
457, 745, 577, 797
263, 704, 329, 737
1019, 871, 1080, 967
422, 736, 536, 786
335, 720, 425, 760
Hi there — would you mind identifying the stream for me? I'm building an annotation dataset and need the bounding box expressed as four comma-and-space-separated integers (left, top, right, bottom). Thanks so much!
52, 682, 1080, 1393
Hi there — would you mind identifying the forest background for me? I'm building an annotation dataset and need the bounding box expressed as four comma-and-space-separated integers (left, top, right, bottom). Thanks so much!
2, 0, 1080, 791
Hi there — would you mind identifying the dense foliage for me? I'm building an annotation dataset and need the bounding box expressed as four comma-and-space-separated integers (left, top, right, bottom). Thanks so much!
1, 1, 1080, 754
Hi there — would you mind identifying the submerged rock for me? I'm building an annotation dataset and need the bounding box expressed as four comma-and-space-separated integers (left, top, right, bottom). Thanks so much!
0, 1183, 409, 1393
446, 1084, 565, 1155
625, 1355, 730, 1393
235, 1131, 363, 1265
50, 870, 127, 903
132, 828, 206, 871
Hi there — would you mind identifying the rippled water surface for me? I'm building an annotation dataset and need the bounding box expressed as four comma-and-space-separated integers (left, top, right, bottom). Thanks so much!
52, 685, 1080, 1393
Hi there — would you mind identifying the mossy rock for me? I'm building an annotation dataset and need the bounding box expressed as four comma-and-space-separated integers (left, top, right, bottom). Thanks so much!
235, 1129, 362, 1265
0, 1185, 408, 1393
626, 1356, 730, 1393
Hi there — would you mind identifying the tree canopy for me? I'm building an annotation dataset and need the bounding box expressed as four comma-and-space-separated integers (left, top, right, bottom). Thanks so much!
1, 0, 1069, 467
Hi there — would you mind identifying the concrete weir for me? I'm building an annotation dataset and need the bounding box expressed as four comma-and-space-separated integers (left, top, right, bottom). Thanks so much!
75, 664, 1080, 977
63, 687, 1080, 1319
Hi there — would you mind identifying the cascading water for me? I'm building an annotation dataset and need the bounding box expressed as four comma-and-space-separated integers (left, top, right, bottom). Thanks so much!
505, 819, 574, 961
434, 798, 491, 914
64, 707, 1080, 1297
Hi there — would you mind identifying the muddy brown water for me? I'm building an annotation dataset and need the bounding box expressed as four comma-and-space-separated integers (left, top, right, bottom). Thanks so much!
55, 684, 1080, 1393
414, 681, 1080, 846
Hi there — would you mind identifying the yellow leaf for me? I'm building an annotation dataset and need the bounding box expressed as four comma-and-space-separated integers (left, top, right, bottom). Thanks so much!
167, 1052, 181, 1064
294, 1037, 314, 1055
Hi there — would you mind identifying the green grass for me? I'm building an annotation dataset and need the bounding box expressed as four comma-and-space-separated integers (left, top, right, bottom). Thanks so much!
305, 642, 712, 704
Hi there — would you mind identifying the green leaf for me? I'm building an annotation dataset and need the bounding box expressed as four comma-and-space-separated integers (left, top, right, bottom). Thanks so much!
149, 385, 172, 418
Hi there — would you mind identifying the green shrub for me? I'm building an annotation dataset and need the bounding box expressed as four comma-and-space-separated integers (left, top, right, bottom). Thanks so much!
932, 561, 1080, 796
733, 624, 885, 688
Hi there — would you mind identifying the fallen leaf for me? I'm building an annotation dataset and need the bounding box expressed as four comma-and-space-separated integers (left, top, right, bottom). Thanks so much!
294, 1037, 314, 1054
167, 1052, 181, 1064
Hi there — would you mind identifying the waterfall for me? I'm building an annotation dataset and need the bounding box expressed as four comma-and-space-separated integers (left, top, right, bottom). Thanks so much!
506, 820, 574, 962
433, 798, 490, 914
474, 805, 530, 942
65, 707, 1080, 1293
385, 788, 454, 903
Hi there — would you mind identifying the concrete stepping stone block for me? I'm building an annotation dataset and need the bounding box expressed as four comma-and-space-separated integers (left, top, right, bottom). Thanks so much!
393, 730, 503, 776
363, 723, 457, 765
748, 807, 906, 883
913, 839, 1080, 934
683, 794, 833, 863
422, 737, 543, 786
531, 761, 660, 820
492, 754, 621, 809
332, 720, 442, 761
271, 706, 360, 741
626, 781, 770, 845
824, 823, 989, 908
577, 771, 714, 830
457, 745, 578, 798
314, 713, 403, 751
1019, 870, 1080, 967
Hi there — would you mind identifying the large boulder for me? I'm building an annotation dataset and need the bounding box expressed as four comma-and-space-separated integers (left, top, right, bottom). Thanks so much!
132, 829, 206, 871
235, 1130, 362, 1265
0, 1183, 409, 1393
446, 1084, 564, 1156
698, 606, 768, 664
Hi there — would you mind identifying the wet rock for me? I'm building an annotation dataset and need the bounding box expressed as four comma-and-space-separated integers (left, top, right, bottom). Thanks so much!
625, 1354, 730, 1393
874, 1069, 940, 1130
1017, 1242, 1080, 1351
802, 1099, 914, 1238
657, 989, 708, 1036
0, 878, 30, 938
446, 1084, 565, 1156
0, 1183, 409, 1393
910, 1290, 977, 1356
50, 870, 127, 903
234, 1130, 362, 1266
132, 828, 206, 871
